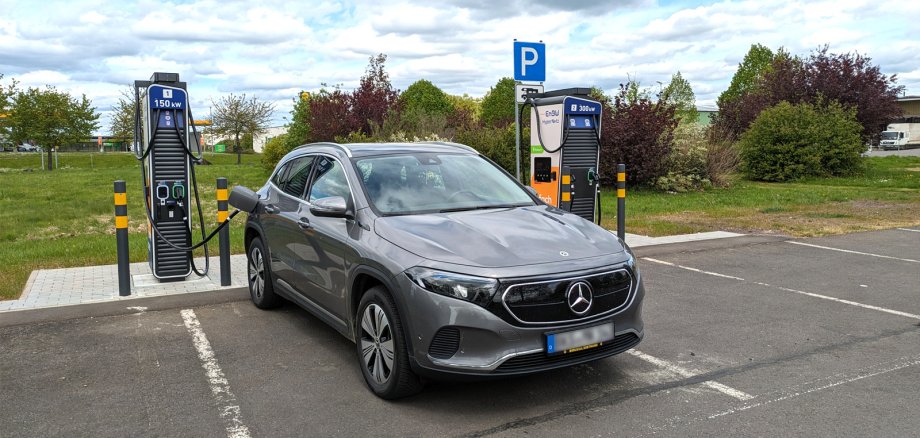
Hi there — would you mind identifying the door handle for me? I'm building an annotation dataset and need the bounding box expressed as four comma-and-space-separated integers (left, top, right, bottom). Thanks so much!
297, 217, 312, 229
264, 204, 279, 214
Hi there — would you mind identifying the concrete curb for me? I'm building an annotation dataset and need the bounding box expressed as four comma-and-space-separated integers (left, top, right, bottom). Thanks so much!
632, 234, 788, 258
0, 287, 248, 328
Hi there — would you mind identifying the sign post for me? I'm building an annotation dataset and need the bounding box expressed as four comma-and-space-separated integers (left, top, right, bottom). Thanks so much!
513, 40, 546, 183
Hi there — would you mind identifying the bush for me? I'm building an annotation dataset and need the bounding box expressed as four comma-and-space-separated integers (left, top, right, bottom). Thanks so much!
739, 100, 863, 181
455, 124, 517, 174
261, 133, 292, 172
655, 124, 711, 192
598, 83, 678, 186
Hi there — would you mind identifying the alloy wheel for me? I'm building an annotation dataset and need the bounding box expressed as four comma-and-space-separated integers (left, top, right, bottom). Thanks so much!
359, 304, 394, 384
248, 247, 264, 300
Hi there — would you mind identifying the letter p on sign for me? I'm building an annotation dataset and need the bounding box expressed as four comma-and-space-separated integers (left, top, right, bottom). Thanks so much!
513, 41, 545, 82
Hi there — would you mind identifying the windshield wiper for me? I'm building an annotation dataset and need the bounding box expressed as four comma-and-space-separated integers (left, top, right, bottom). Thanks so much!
438, 204, 528, 213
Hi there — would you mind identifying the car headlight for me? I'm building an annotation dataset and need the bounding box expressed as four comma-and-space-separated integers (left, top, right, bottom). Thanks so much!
405, 267, 498, 307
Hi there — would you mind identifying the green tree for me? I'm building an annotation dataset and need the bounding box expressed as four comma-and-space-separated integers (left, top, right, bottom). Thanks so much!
738, 100, 863, 181
286, 91, 312, 147
400, 79, 453, 133
661, 71, 698, 124
109, 88, 135, 149
480, 77, 516, 128
718, 43, 774, 107
210, 93, 274, 164
9, 86, 99, 170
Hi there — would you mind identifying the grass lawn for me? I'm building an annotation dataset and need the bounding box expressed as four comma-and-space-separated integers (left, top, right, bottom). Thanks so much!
0, 152, 269, 300
1, 152, 918, 301
599, 155, 920, 237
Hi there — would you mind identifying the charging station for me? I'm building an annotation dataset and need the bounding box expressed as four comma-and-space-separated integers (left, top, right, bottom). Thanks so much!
134, 73, 197, 280
527, 88, 603, 223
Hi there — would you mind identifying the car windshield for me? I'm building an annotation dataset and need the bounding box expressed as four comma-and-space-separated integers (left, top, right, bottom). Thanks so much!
880, 132, 899, 140
354, 153, 535, 215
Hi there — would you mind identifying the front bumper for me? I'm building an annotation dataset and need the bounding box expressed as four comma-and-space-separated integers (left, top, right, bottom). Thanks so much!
396, 265, 645, 378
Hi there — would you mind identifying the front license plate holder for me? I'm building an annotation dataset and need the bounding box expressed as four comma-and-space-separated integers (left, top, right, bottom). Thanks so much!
545, 321, 614, 356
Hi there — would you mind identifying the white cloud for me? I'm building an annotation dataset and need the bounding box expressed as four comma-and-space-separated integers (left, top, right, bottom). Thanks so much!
0, 0, 917, 134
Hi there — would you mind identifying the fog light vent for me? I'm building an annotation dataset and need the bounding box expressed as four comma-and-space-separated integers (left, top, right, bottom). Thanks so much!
428, 327, 461, 359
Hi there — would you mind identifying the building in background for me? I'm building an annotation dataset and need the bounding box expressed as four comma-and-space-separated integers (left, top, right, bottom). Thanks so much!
696, 105, 718, 127
253, 126, 288, 153
896, 96, 920, 118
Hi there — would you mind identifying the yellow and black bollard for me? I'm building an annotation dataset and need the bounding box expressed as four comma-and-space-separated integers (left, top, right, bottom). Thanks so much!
216, 177, 231, 286
114, 180, 131, 296
616, 164, 626, 241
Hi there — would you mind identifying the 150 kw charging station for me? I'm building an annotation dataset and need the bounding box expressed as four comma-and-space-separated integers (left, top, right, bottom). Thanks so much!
527, 88, 603, 223
134, 72, 200, 280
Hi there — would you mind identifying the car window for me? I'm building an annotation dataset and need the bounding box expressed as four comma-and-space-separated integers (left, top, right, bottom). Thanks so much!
271, 162, 290, 189
355, 153, 534, 215
281, 156, 315, 198
309, 156, 351, 202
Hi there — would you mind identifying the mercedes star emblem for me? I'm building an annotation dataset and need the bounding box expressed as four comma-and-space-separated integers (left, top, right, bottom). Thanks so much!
566, 281, 593, 315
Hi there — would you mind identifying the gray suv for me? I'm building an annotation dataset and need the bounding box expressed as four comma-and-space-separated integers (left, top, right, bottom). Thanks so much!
232, 142, 644, 399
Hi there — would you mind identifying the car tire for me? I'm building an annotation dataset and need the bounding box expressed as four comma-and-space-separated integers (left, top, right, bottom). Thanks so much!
355, 286, 423, 399
247, 237, 280, 309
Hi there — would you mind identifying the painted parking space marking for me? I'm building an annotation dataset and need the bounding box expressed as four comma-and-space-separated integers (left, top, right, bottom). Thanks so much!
896, 228, 920, 233
628, 350, 754, 401
786, 241, 919, 263
181, 309, 251, 438
642, 257, 920, 320
708, 353, 920, 419
641, 258, 746, 281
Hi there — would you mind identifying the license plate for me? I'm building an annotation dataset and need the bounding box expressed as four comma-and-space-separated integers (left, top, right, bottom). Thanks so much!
545, 322, 614, 356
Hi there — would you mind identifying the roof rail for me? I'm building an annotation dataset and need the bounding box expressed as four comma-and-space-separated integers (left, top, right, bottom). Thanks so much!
293, 141, 352, 157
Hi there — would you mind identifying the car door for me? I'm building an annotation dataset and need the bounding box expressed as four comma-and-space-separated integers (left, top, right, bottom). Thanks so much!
262, 155, 315, 289
287, 154, 355, 321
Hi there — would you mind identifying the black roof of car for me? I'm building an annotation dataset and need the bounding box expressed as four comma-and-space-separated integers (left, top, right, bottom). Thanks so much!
292, 141, 479, 158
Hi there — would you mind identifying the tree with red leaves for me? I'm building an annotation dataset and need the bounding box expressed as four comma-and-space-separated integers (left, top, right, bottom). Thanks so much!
309, 84, 351, 142
804, 46, 904, 141
348, 54, 400, 136
597, 83, 678, 186
714, 46, 903, 142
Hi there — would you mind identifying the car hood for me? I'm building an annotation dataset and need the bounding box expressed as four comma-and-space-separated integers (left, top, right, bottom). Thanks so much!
374, 206, 624, 268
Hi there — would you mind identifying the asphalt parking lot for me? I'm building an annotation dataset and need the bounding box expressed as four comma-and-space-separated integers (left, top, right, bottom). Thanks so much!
2, 228, 918, 437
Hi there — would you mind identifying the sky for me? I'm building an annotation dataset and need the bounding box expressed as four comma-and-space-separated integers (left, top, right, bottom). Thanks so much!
1, 0, 918, 134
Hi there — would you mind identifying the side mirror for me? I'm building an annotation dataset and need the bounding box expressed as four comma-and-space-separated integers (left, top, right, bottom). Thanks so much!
525, 186, 538, 197
310, 196, 350, 218
228, 186, 261, 213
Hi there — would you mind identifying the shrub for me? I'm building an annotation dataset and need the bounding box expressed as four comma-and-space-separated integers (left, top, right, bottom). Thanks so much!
705, 137, 740, 187
455, 124, 517, 174
655, 124, 711, 192
598, 83, 678, 186
738, 100, 863, 181
261, 133, 292, 172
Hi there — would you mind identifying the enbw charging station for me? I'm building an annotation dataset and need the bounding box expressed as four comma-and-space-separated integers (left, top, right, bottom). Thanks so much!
526, 88, 603, 223
133, 72, 218, 282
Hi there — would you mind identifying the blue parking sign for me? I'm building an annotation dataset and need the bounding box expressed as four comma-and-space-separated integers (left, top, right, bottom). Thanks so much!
513, 41, 545, 82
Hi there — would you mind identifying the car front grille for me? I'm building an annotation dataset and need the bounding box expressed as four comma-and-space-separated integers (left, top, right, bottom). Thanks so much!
493, 332, 640, 374
495, 268, 632, 326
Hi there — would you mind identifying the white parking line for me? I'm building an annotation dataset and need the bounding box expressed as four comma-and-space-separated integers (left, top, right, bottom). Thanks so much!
709, 354, 920, 419
642, 258, 746, 281
896, 228, 920, 233
641, 257, 920, 320
786, 241, 919, 263
180, 309, 251, 438
628, 350, 754, 401
750, 282, 920, 320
